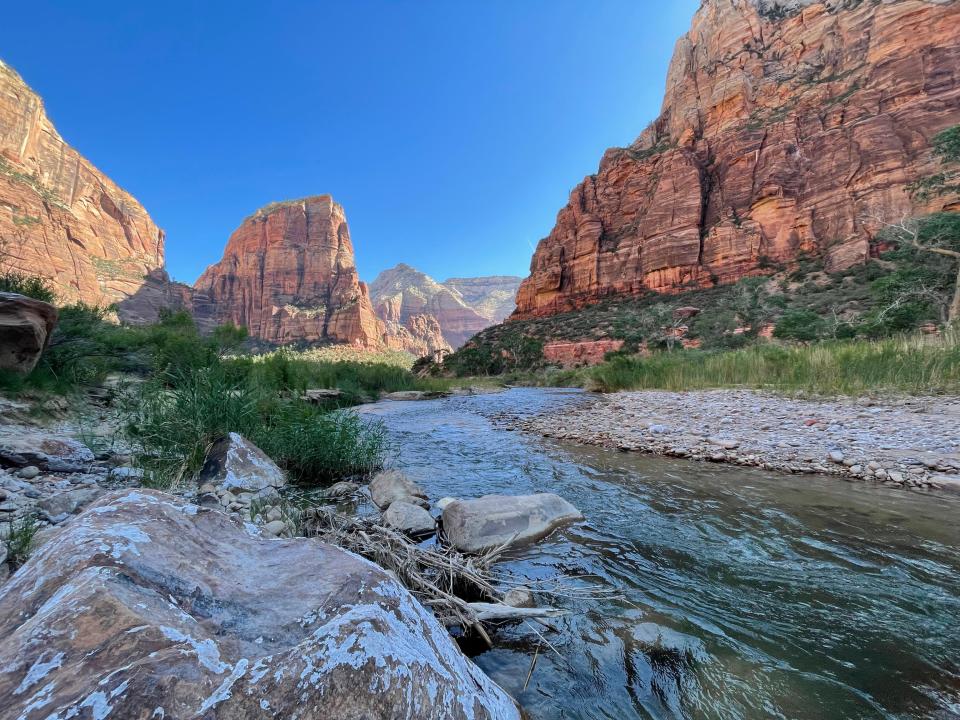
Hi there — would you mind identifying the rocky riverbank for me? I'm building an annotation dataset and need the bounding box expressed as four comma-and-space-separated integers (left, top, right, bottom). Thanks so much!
507, 389, 960, 492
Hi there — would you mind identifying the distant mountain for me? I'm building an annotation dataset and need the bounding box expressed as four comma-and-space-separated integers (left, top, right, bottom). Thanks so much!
369, 264, 521, 353
442, 276, 523, 324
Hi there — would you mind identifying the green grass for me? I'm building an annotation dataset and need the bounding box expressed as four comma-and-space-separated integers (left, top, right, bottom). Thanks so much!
124, 365, 388, 487
584, 330, 960, 396
4, 514, 39, 570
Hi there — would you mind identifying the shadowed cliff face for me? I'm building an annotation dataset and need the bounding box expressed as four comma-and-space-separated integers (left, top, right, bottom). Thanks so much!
0, 60, 164, 305
514, 0, 960, 319
194, 196, 382, 347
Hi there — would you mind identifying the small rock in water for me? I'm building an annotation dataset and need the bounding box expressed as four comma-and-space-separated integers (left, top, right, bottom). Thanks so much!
16, 466, 39, 480
828, 450, 845, 464
369, 470, 428, 510
503, 587, 535, 608
323, 481, 359, 499
442, 493, 583, 553
384, 500, 436, 538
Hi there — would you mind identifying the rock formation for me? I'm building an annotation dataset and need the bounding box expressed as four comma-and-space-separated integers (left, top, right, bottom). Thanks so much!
371, 263, 522, 352
443, 275, 523, 324
0, 60, 164, 306
0, 489, 520, 719
0, 292, 57, 374
195, 196, 382, 346
514, 0, 960, 319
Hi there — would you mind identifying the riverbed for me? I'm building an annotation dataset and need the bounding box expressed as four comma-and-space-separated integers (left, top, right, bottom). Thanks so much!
360, 388, 960, 720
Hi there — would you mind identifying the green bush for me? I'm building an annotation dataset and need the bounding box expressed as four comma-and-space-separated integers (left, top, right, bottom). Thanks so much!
124, 365, 387, 487
773, 310, 825, 342
0, 272, 55, 302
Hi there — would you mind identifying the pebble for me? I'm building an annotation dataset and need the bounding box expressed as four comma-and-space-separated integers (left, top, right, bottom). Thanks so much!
512, 389, 960, 495
17, 466, 40, 480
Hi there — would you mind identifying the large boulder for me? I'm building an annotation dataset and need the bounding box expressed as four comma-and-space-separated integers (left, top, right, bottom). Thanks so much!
0, 490, 520, 719
197, 432, 287, 496
0, 427, 94, 472
442, 493, 583, 553
370, 469, 429, 509
0, 292, 58, 375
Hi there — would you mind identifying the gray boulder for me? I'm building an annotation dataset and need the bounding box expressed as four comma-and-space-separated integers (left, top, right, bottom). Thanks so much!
442, 493, 583, 553
384, 500, 436, 537
0, 427, 94, 472
0, 490, 520, 719
0, 292, 58, 375
37, 486, 103, 523
370, 469, 429, 509
197, 432, 286, 496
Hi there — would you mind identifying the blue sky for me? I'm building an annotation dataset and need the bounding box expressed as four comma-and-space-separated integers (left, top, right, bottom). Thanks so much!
2, 1, 698, 284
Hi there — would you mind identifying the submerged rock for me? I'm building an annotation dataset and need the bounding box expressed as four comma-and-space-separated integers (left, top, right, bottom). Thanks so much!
0, 292, 58, 375
197, 432, 286, 497
370, 469, 429, 509
442, 493, 583, 553
0, 489, 520, 719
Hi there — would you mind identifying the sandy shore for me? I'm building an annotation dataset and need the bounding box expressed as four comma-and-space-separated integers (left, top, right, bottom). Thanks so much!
509, 389, 960, 492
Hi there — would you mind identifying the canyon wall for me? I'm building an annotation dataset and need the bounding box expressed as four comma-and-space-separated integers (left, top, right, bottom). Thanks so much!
0, 60, 164, 305
194, 196, 381, 346
514, 0, 960, 319
370, 264, 521, 352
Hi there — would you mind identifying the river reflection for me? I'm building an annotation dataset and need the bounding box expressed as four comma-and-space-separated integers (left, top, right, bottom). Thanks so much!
359, 388, 960, 720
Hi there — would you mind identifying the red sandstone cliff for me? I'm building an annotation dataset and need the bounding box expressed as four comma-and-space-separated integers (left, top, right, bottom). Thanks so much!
0, 60, 164, 305
514, 0, 960, 319
194, 196, 381, 346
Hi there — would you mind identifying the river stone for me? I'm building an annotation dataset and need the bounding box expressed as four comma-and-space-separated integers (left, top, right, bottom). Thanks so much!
323, 480, 359, 498
0, 292, 58, 375
197, 432, 286, 496
0, 427, 94, 472
442, 493, 584, 553
0, 489, 520, 719
37, 486, 103, 523
384, 390, 450, 401
370, 469, 429, 510
16, 465, 40, 480
384, 500, 436, 537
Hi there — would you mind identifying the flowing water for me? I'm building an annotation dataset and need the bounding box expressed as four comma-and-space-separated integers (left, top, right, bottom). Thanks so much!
358, 388, 960, 720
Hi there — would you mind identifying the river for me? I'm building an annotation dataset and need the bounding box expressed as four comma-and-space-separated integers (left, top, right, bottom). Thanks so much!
358, 388, 960, 720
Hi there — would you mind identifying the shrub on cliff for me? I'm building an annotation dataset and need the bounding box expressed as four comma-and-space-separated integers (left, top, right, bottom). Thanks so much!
773, 310, 826, 342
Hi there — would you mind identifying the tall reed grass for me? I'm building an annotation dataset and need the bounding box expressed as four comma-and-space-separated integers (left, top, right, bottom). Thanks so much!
587, 329, 960, 396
